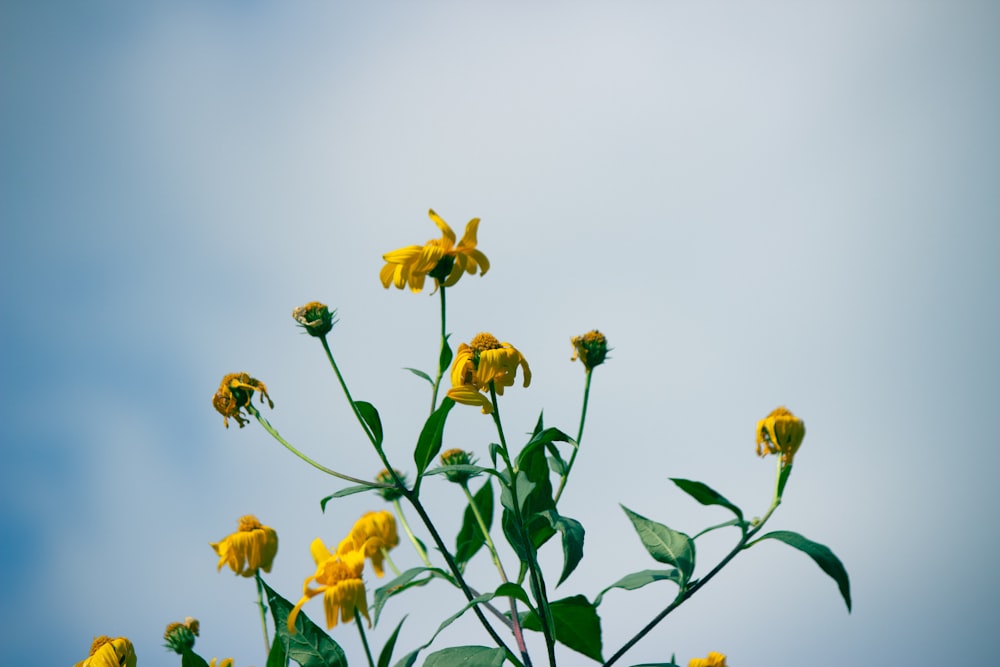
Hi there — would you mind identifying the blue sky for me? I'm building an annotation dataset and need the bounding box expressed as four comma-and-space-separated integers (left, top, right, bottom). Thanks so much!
2, 2, 999, 666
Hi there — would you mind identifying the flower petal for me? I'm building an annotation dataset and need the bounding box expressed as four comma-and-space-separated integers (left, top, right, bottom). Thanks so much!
427, 209, 456, 245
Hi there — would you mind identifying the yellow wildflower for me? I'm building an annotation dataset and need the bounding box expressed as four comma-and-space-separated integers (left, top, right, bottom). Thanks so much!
380, 209, 490, 292
74, 636, 137, 667
292, 301, 337, 338
288, 540, 370, 632
755, 406, 806, 466
336, 510, 399, 577
212, 372, 273, 429
163, 616, 199, 654
210, 659, 234, 667
446, 332, 531, 414
688, 651, 728, 667
570, 329, 610, 371
210, 515, 278, 577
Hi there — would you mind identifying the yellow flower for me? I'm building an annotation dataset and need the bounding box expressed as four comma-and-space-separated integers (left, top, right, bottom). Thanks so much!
163, 616, 199, 654
210, 659, 234, 667
336, 510, 399, 578
755, 406, 806, 466
688, 651, 728, 667
292, 301, 337, 338
570, 329, 610, 371
288, 539, 370, 632
380, 209, 490, 292
446, 332, 531, 414
210, 515, 278, 577
212, 372, 273, 429
74, 636, 137, 667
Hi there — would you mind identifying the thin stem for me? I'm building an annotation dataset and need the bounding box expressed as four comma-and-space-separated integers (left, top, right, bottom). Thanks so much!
393, 498, 432, 567
602, 461, 789, 667
430, 285, 448, 413
355, 611, 375, 667
461, 482, 534, 667
249, 406, 391, 488
254, 573, 271, 657
489, 384, 556, 667
554, 368, 593, 505
320, 336, 378, 447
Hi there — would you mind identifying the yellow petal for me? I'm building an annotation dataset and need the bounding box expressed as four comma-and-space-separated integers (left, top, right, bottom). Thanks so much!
427, 209, 456, 245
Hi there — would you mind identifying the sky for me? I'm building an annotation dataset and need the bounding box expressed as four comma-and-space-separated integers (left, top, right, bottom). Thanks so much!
2, 1, 999, 666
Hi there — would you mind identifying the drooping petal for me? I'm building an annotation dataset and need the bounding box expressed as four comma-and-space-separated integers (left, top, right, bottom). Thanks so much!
427, 209, 457, 245
446, 384, 494, 414
457, 217, 481, 250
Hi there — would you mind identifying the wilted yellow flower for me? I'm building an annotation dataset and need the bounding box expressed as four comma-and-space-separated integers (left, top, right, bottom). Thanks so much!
163, 617, 199, 654
292, 301, 337, 338
446, 332, 531, 414
210, 515, 278, 577
688, 651, 728, 667
209, 659, 234, 667
288, 540, 370, 632
570, 329, 610, 371
380, 209, 490, 292
74, 636, 137, 667
439, 448, 480, 485
756, 406, 806, 466
336, 510, 399, 578
212, 372, 273, 429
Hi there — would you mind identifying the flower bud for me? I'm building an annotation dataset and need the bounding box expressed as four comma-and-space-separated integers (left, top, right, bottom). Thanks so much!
292, 301, 337, 338
375, 469, 407, 501
163, 617, 199, 654
570, 330, 610, 371
755, 406, 805, 466
439, 448, 479, 485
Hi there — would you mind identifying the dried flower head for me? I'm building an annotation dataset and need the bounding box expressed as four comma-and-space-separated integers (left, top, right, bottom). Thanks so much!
210, 514, 278, 577
756, 406, 806, 466
571, 329, 610, 371
292, 301, 337, 338
439, 448, 480, 485
446, 332, 531, 414
212, 372, 273, 429
74, 636, 137, 667
380, 209, 490, 292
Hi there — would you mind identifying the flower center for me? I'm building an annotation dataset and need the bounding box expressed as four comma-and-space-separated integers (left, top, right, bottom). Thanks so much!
89, 636, 113, 656
238, 515, 262, 532
470, 332, 501, 351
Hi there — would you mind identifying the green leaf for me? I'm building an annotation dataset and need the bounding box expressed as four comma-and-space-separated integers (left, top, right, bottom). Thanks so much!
355, 400, 383, 446
424, 646, 507, 667
538, 510, 585, 586
520, 595, 603, 662
621, 505, 696, 585
181, 650, 210, 667
593, 568, 682, 605
456, 479, 494, 566
377, 616, 407, 667
438, 335, 454, 377
261, 579, 349, 667
404, 367, 434, 386
373, 567, 456, 625
516, 426, 576, 469
413, 398, 455, 487
320, 485, 376, 511
266, 637, 289, 667
670, 478, 744, 523
423, 464, 501, 481
756, 530, 852, 612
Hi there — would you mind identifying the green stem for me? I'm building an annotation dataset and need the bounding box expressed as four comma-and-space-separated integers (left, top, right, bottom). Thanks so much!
254, 573, 271, 657
248, 406, 391, 488
430, 285, 448, 413
461, 483, 534, 667
554, 368, 593, 505
602, 461, 789, 667
489, 384, 556, 667
320, 336, 379, 447
355, 610, 375, 667
393, 498, 432, 567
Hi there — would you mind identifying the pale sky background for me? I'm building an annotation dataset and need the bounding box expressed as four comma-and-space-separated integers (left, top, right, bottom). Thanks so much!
2, 2, 999, 666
